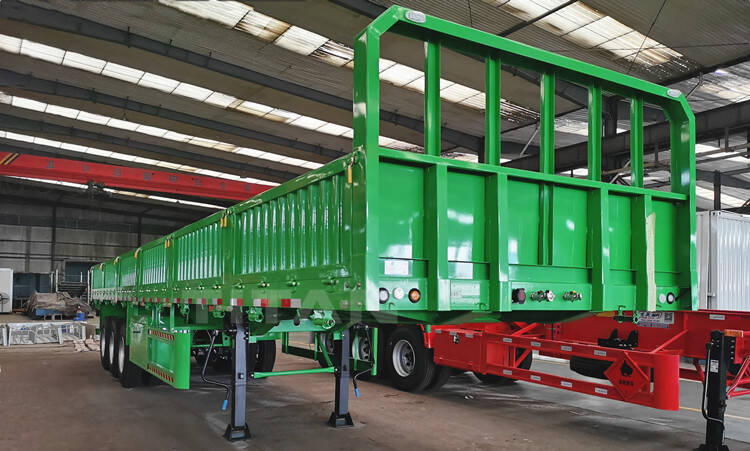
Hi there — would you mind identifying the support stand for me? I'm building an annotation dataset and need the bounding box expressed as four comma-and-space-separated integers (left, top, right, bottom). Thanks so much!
225, 308, 251, 441
328, 327, 354, 428
699, 330, 731, 451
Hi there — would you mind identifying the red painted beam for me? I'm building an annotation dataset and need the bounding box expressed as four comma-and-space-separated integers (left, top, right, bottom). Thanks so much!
0, 151, 272, 201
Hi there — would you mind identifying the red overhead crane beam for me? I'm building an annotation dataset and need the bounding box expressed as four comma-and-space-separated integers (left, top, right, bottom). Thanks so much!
0, 151, 272, 201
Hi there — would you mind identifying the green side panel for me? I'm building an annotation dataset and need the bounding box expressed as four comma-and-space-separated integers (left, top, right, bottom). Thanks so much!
551, 186, 588, 268
506, 180, 540, 265
653, 200, 677, 272
378, 161, 424, 259
608, 194, 632, 271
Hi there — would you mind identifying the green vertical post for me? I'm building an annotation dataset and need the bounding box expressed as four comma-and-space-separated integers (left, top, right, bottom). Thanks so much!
588, 188, 609, 310
632, 194, 656, 311
424, 40, 441, 156
425, 164, 449, 311
539, 72, 556, 174
588, 84, 602, 181
630, 97, 644, 187
487, 173, 510, 311
485, 54, 501, 165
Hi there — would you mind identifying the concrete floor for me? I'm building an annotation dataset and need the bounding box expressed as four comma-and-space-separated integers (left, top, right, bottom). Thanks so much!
1, 342, 749, 451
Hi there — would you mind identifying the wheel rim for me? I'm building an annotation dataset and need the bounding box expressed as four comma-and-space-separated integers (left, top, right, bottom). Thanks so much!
356, 335, 372, 362
100, 331, 106, 358
392, 339, 416, 378
108, 330, 115, 366
118, 336, 125, 373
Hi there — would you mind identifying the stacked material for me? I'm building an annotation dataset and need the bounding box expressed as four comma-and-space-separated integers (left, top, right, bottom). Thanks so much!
26, 291, 91, 317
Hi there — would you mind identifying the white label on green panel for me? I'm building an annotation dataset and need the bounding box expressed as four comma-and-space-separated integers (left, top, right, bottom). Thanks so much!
384, 259, 409, 276
451, 282, 480, 298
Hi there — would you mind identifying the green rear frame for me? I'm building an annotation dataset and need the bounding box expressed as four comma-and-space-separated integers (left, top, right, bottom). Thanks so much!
91, 6, 696, 388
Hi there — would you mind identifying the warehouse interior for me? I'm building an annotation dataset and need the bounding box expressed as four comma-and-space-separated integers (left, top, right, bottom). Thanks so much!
1, 1, 750, 450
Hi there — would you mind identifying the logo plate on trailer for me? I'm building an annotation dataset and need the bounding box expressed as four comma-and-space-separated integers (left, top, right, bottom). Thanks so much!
639, 311, 675, 328
384, 259, 409, 276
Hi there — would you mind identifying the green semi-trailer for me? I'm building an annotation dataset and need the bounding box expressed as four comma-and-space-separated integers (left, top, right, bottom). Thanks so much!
90, 6, 696, 440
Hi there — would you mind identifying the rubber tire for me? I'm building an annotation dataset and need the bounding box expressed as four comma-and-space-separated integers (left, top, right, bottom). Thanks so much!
569, 356, 610, 380
118, 322, 143, 388
100, 318, 111, 371
425, 364, 452, 391
316, 332, 335, 368
386, 326, 436, 392
254, 340, 276, 373
474, 349, 533, 385
110, 318, 122, 379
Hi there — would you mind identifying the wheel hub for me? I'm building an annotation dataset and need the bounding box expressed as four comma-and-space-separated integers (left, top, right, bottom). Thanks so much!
392, 339, 416, 377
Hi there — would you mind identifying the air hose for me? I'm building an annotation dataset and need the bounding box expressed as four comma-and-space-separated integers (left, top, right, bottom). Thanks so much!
200, 330, 231, 411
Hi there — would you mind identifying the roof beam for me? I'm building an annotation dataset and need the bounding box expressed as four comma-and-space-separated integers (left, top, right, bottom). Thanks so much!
695, 168, 750, 191
0, 0, 489, 155
507, 98, 750, 172
0, 68, 343, 162
0, 113, 299, 182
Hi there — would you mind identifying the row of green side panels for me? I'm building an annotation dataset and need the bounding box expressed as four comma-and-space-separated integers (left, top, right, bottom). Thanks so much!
373, 158, 693, 319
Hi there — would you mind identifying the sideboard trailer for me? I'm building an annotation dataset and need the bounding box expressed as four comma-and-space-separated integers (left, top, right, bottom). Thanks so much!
90, 6, 696, 442
288, 310, 750, 450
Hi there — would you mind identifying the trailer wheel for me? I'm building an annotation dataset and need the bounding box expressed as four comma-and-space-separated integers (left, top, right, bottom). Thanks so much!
425, 364, 452, 391
386, 327, 436, 392
253, 340, 276, 373
316, 332, 335, 367
109, 319, 121, 378
118, 323, 143, 388
100, 318, 111, 371
474, 349, 533, 385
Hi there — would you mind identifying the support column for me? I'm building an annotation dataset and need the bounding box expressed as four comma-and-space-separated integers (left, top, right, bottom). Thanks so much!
225, 308, 251, 441
714, 171, 722, 211
328, 327, 354, 427
699, 331, 731, 451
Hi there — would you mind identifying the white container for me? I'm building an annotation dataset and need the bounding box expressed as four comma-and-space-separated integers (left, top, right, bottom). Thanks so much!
0, 268, 12, 313
696, 211, 750, 311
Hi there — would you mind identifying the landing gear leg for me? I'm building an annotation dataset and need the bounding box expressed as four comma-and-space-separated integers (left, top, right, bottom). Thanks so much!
224, 308, 251, 441
699, 330, 731, 451
328, 327, 354, 428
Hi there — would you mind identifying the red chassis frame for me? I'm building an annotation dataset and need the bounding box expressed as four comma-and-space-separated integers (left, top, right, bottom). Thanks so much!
429, 310, 750, 410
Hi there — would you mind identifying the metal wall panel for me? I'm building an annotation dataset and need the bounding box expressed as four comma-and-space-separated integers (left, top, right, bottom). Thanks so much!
697, 210, 750, 311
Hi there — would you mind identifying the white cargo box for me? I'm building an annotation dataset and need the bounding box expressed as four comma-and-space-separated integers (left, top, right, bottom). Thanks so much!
0, 268, 12, 313
696, 210, 750, 311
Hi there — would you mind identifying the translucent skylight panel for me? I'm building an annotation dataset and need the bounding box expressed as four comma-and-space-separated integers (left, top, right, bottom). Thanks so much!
441, 83, 481, 103
460, 93, 486, 110
162, 131, 192, 142
234, 101, 274, 116
273, 26, 328, 56
289, 116, 327, 130
171, 82, 213, 101
60, 142, 89, 153
138, 72, 181, 93
45, 104, 79, 119
341, 129, 354, 139
310, 40, 354, 66
134, 157, 159, 165
264, 109, 301, 123
108, 152, 136, 161
278, 157, 306, 166
76, 111, 110, 125
156, 161, 182, 170
301, 162, 323, 169
106, 118, 140, 131
404, 76, 426, 92
213, 142, 237, 152
260, 153, 285, 162
6, 131, 35, 143
234, 10, 290, 41
158, 0, 250, 27
85, 148, 113, 157
34, 137, 61, 148
379, 59, 397, 73
316, 123, 351, 136
380, 63, 423, 87
204, 92, 238, 108
0, 34, 22, 54
135, 124, 169, 137
101, 62, 144, 84
187, 136, 220, 147
0, 92, 10, 104
62, 52, 106, 73
234, 147, 265, 157
11, 96, 47, 112
20, 40, 64, 64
